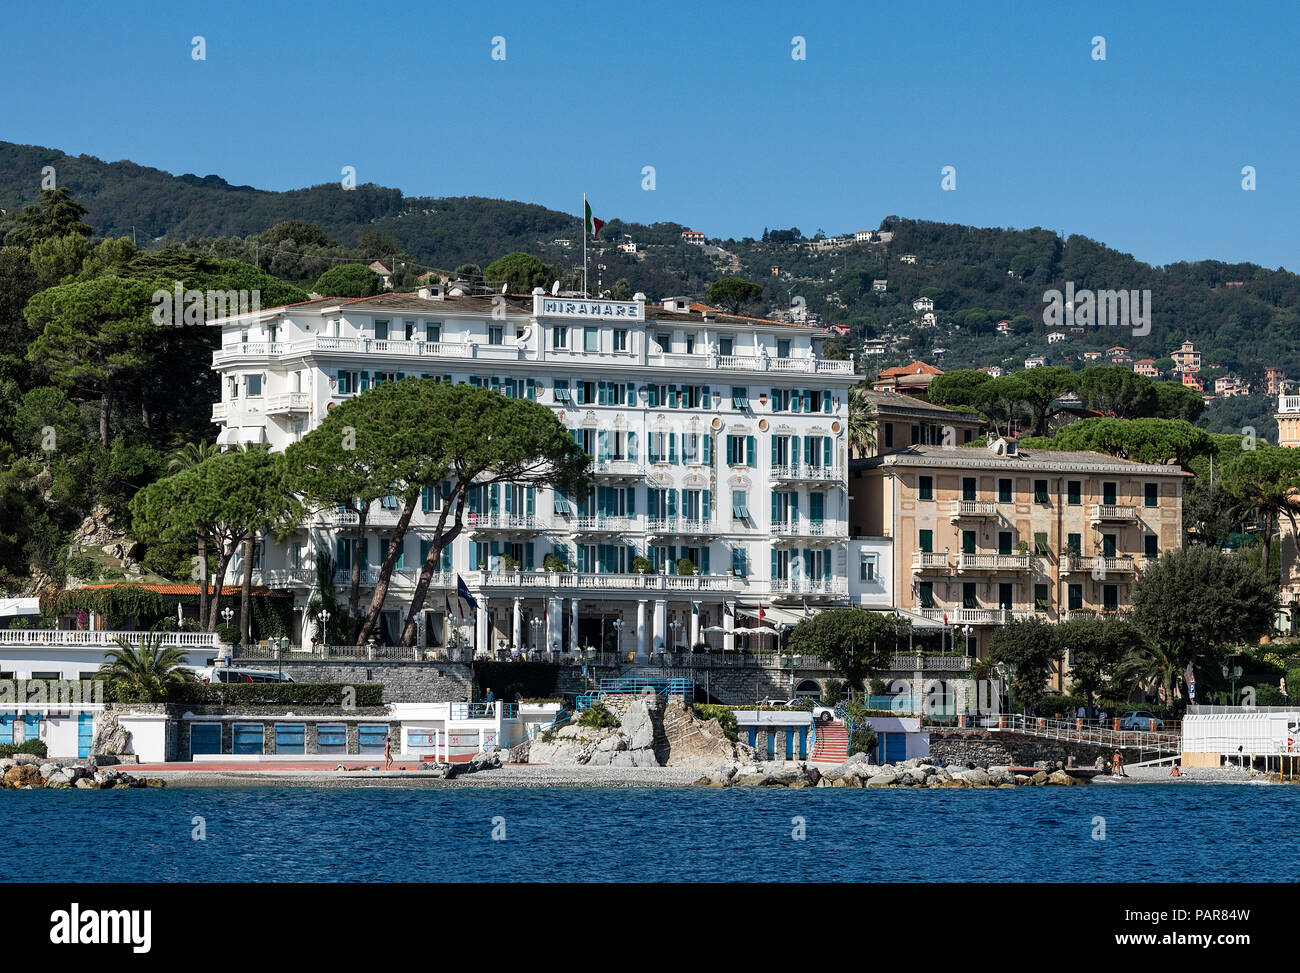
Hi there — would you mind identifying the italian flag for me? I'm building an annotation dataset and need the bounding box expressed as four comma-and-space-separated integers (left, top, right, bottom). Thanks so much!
585, 199, 605, 240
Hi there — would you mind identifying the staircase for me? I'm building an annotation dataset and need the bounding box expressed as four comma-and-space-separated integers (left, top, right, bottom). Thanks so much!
810, 720, 849, 763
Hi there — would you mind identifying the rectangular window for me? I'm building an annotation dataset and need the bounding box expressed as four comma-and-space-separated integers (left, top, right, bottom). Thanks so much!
1067, 480, 1082, 506
1103, 481, 1118, 506
776, 339, 791, 358
884, 423, 894, 448
997, 531, 1011, 555
1144, 482, 1159, 507
1068, 584, 1084, 611
553, 326, 568, 349
859, 553, 877, 582
1103, 584, 1119, 611
998, 478, 1012, 503
1034, 584, 1050, 612
1067, 532, 1082, 555
275, 723, 306, 755
962, 477, 977, 501
374, 320, 389, 341
358, 724, 389, 754
488, 325, 504, 345
584, 327, 599, 352
731, 547, 748, 577
426, 322, 441, 343
962, 583, 978, 609
918, 581, 934, 609
719, 337, 734, 356
1034, 479, 1050, 504
732, 386, 747, 410
919, 529, 933, 553
246, 374, 262, 396
918, 476, 933, 501
317, 723, 347, 754
1145, 534, 1159, 558
731, 489, 750, 522
1034, 531, 1050, 556
613, 329, 628, 351
232, 723, 263, 755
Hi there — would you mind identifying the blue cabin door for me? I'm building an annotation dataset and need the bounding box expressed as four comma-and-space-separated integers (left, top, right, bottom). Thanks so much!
881, 732, 907, 763
77, 712, 94, 758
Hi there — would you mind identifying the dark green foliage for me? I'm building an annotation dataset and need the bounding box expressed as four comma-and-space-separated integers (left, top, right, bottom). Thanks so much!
165, 683, 385, 706
313, 263, 381, 297
0, 740, 47, 757
576, 701, 618, 729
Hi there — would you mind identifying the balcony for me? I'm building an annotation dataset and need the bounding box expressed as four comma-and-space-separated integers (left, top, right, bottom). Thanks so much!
647, 352, 854, 375
955, 552, 1031, 572
468, 570, 746, 594
265, 392, 310, 415
1063, 609, 1133, 622
1091, 504, 1138, 523
570, 516, 635, 536
769, 577, 848, 597
332, 568, 454, 588
920, 607, 1033, 626
1062, 555, 1136, 575
466, 513, 544, 534
769, 521, 847, 544
771, 465, 843, 483
324, 508, 403, 527
949, 499, 997, 520
590, 459, 643, 480
211, 402, 227, 422
1279, 395, 1300, 413
911, 551, 950, 573
646, 518, 717, 540
212, 341, 285, 365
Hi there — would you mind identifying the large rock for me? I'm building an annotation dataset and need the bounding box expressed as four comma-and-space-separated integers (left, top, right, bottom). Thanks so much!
4, 764, 43, 788
620, 699, 656, 751
91, 711, 132, 757
865, 773, 898, 787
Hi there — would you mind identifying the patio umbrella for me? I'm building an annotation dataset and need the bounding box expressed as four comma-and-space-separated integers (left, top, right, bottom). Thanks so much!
735, 626, 780, 637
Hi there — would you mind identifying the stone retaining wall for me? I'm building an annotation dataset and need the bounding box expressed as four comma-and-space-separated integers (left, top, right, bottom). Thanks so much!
928, 731, 1128, 767
262, 660, 472, 703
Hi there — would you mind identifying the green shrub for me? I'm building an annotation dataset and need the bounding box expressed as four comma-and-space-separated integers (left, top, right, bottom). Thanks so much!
543, 554, 569, 573
631, 556, 655, 574
0, 740, 47, 757
693, 704, 738, 741
63, 554, 97, 580
577, 701, 617, 729
165, 682, 384, 706
848, 726, 876, 757
823, 679, 845, 707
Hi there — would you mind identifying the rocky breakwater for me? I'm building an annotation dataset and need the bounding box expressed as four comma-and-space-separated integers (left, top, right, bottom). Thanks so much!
695, 753, 1090, 788
0, 757, 165, 790
527, 696, 755, 768
414, 751, 504, 778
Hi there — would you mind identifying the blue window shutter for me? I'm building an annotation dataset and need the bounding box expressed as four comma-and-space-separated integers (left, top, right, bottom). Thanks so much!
810, 492, 824, 523
394, 540, 405, 570
823, 391, 833, 414
701, 547, 710, 574
667, 489, 678, 517
746, 436, 756, 466
526, 487, 535, 516
771, 492, 779, 522
824, 554, 832, 580
702, 489, 711, 520
490, 484, 500, 514
824, 436, 832, 465
526, 378, 536, 401
627, 431, 638, 462
421, 485, 431, 512
791, 493, 799, 521
804, 436, 813, 465
335, 537, 348, 570
701, 385, 710, 408
647, 385, 658, 407
725, 437, 734, 465
577, 545, 587, 573
525, 543, 535, 570
442, 545, 452, 571
626, 487, 636, 517
419, 539, 431, 563
771, 549, 778, 579
360, 538, 370, 571
791, 390, 800, 413
771, 437, 778, 465
469, 540, 478, 567
803, 389, 812, 413
803, 548, 813, 576
360, 371, 370, 391
441, 480, 452, 500
771, 388, 780, 411
669, 433, 678, 464
504, 487, 513, 514
597, 429, 609, 460
703, 435, 712, 465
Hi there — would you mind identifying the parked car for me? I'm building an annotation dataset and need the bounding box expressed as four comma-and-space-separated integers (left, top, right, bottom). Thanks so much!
1120, 711, 1163, 731
756, 697, 795, 707
812, 704, 837, 723
192, 666, 294, 684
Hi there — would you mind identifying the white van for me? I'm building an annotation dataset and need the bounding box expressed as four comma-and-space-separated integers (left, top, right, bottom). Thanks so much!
192, 666, 294, 684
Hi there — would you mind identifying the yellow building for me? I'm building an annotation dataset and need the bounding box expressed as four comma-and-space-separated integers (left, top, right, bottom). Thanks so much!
850, 437, 1187, 683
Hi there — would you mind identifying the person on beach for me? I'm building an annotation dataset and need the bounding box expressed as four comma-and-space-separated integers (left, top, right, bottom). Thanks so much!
1169, 763, 1182, 777
384, 734, 393, 770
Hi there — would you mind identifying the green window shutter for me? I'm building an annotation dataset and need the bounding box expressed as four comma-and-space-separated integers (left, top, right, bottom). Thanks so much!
771, 549, 778, 579
824, 437, 832, 465
702, 489, 711, 520
667, 489, 678, 518
703, 435, 711, 465
627, 431, 638, 462
823, 391, 832, 414
771, 492, 779, 522
669, 433, 678, 464
746, 436, 756, 466
526, 378, 536, 401
771, 437, 779, 465
803, 436, 812, 465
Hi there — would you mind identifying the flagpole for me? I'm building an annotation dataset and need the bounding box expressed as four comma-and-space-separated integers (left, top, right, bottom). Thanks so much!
582, 192, 588, 297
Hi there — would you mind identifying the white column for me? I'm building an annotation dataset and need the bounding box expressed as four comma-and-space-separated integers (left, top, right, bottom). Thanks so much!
570, 598, 580, 652
724, 600, 735, 652
512, 597, 523, 650
547, 596, 563, 652
636, 600, 648, 662
653, 600, 667, 656
690, 604, 700, 650
476, 600, 490, 656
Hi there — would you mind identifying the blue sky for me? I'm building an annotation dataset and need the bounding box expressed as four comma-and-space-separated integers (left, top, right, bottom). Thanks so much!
2, 0, 1296, 268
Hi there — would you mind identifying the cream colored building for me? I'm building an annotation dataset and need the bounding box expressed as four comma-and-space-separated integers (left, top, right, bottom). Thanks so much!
850, 438, 1187, 679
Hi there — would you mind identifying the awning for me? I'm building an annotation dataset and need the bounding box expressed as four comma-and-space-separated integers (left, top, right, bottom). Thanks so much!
889, 608, 950, 630
0, 597, 39, 618
736, 604, 807, 628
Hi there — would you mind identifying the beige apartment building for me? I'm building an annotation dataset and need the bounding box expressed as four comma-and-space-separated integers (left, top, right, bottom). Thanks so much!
850, 438, 1187, 671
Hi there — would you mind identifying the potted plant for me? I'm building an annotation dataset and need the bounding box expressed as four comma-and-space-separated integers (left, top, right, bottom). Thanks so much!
632, 556, 655, 575
676, 557, 697, 576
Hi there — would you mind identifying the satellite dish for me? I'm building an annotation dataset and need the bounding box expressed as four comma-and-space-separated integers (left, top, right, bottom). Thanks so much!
551, 280, 560, 296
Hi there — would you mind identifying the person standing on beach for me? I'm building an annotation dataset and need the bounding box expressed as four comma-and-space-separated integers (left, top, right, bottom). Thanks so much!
384, 733, 393, 770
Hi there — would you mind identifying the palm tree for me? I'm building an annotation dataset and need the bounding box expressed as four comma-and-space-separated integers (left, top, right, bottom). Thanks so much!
847, 382, 877, 458
1227, 476, 1300, 582
98, 634, 198, 703
166, 439, 221, 473
1114, 641, 1178, 706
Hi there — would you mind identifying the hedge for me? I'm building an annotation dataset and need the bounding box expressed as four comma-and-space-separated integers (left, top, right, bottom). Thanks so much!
161, 683, 384, 707
0, 740, 48, 758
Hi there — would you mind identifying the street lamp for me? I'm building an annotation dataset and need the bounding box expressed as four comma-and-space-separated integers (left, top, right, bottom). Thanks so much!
962, 624, 973, 658
530, 617, 543, 655
669, 619, 682, 653
1222, 664, 1243, 705
318, 608, 331, 650
611, 618, 625, 658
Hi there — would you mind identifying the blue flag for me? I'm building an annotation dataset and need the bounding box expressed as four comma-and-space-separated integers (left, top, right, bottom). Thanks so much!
457, 574, 479, 612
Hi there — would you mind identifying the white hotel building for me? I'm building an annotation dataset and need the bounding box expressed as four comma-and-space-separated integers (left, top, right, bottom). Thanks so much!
209, 286, 858, 661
